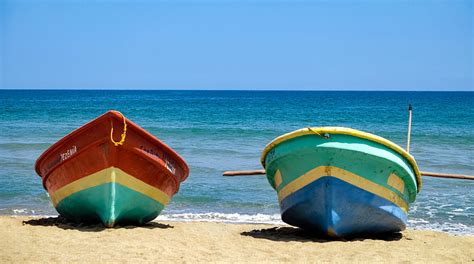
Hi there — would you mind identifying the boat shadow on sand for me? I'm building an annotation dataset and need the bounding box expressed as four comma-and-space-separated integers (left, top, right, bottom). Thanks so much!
22, 216, 173, 232
241, 226, 403, 243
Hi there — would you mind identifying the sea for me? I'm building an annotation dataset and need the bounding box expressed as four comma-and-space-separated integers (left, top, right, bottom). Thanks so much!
0, 90, 473, 235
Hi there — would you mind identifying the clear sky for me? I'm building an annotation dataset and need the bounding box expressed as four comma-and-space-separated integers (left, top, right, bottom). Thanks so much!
0, 0, 472, 90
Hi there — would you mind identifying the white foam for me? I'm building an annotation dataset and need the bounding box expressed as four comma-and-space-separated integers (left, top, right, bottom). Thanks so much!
408, 218, 474, 236
156, 212, 284, 225
12, 208, 27, 214
1, 208, 48, 216
12, 208, 36, 215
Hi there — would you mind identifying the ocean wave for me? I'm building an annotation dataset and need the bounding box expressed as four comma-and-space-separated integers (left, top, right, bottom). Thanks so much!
407, 218, 474, 235
156, 212, 284, 225
1, 208, 38, 215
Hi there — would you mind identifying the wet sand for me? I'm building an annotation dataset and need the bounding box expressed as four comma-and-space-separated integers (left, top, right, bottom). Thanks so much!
1, 216, 473, 263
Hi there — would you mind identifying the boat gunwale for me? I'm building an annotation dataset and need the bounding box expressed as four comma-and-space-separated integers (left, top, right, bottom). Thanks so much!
35, 110, 189, 183
260, 127, 421, 192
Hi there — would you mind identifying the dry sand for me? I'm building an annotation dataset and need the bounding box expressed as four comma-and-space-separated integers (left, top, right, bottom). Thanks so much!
1, 216, 473, 263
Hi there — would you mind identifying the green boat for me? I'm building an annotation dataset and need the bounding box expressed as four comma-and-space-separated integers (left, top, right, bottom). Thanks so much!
261, 127, 422, 237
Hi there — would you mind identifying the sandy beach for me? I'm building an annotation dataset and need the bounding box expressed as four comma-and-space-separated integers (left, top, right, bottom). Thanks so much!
1, 216, 472, 263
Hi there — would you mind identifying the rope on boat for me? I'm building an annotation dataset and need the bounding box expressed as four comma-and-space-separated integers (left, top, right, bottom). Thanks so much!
110, 111, 127, 146
307, 127, 330, 139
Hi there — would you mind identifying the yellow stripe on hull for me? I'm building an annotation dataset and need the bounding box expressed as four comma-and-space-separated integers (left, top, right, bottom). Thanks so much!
277, 166, 409, 213
50, 167, 171, 206
387, 173, 405, 194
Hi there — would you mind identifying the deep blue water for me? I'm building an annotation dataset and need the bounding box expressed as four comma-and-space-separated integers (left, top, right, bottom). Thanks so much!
0, 90, 473, 234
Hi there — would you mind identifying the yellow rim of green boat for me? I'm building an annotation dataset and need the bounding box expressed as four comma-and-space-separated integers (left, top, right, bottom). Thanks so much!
261, 127, 422, 192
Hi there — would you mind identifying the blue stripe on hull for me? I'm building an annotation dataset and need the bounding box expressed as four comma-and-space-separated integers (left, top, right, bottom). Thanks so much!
280, 176, 407, 237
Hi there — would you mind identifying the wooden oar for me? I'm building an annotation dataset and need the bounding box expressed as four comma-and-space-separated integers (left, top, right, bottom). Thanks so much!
223, 169, 265, 176
419, 171, 474, 180
222, 170, 474, 180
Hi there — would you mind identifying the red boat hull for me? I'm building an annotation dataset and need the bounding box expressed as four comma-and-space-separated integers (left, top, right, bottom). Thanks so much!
35, 111, 189, 226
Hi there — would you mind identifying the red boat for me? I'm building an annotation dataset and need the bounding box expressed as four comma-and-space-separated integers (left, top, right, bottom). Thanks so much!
35, 110, 189, 227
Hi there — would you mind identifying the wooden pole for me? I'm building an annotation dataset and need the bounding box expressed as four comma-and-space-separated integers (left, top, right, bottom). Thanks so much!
419, 171, 474, 180
222, 169, 474, 180
223, 169, 265, 176
407, 103, 412, 153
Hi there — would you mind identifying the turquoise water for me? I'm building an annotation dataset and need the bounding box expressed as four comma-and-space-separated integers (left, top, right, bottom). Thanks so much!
0, 90, 473, 234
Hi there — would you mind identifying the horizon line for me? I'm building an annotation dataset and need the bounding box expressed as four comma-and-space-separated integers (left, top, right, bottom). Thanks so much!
0, 88, 473, 92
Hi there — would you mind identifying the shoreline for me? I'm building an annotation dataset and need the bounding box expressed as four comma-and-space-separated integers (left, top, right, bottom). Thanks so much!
1, 216, 473, 263
4, 213, 474, 236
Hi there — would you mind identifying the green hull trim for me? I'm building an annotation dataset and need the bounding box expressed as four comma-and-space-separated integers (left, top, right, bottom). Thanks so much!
55, 182, 165, 227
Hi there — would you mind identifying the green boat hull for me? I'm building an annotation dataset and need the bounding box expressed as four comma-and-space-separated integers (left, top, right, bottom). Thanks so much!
262, 128, 420, 237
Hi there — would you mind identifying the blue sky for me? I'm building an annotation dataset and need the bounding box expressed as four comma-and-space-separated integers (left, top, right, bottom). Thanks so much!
0, 0, 472, 90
